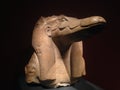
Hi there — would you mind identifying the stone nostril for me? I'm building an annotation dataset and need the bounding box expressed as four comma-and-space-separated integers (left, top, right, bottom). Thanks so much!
93, 16, 106, 23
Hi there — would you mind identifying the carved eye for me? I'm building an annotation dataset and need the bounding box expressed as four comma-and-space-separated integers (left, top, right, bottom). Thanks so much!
61, 18, 68, 22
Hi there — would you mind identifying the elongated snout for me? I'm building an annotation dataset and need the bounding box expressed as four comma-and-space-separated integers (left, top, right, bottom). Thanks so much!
52, 16, 106, 37
80, 16, 106, 27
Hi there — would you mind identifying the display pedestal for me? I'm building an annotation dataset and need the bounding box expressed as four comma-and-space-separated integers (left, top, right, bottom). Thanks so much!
18, 76, 103, 90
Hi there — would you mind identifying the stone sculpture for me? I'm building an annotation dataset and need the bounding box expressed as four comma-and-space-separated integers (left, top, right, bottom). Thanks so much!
25, 15, 106, 88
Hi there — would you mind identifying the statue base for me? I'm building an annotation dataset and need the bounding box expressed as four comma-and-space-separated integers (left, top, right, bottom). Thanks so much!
18, 76, 103, 90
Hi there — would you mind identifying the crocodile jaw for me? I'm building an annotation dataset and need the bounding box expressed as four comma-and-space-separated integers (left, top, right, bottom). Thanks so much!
52, 16, 106, 37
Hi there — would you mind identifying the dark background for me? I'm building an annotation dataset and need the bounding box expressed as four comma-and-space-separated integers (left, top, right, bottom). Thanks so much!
1, 0, 120, 90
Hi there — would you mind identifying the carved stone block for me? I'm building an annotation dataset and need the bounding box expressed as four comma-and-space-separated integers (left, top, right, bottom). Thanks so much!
25, 15, 106, 88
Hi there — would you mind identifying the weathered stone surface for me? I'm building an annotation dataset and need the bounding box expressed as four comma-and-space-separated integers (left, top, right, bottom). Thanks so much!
25, 15, 106, 88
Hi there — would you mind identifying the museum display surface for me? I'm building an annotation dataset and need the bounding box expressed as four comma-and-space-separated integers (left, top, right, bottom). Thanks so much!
22, 15, 106, 90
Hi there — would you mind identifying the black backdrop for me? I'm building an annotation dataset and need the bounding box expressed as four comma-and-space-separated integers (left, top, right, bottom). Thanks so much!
1, 0, 120, 90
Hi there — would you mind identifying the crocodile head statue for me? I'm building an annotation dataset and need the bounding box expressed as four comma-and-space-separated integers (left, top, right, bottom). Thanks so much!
35, 15, 106, 38
34, 15, 106, 54
25, 15, 106, 88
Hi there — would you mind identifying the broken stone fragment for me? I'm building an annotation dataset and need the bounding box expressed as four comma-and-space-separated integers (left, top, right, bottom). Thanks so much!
25, 15, 106, 88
